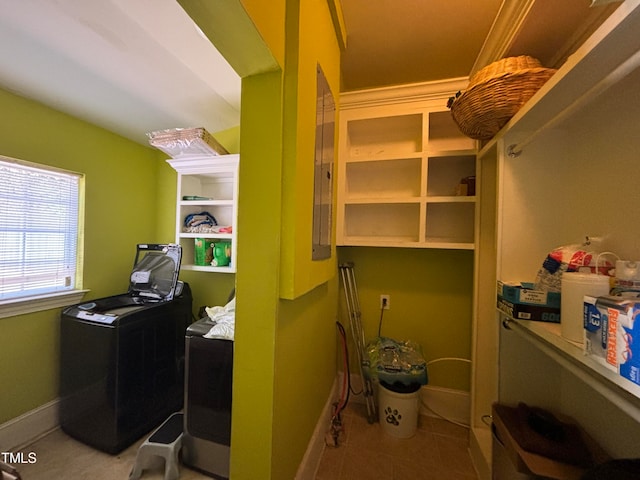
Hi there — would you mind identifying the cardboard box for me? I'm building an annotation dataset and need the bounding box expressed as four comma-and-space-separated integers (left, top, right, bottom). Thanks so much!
613, 297, 640, 386
492, 403, 609, 480
497, 297, 561, 323
498, 281, 561, 308
492, 428, 538, 480
583, 295, 617, 372
497, 281, 561, 323
584, 295, 640, 386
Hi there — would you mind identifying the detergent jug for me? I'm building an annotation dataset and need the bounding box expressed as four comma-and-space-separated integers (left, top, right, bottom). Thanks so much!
212, 241, 231, 267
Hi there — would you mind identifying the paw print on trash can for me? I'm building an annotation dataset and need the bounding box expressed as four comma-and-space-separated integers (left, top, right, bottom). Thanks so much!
384, 406, 401, 426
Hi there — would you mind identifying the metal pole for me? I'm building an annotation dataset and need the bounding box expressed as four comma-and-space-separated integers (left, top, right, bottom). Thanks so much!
339, 263, 377, 423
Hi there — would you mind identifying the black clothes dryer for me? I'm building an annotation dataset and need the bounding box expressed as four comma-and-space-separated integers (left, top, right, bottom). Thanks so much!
59, 244, 192, 454
183, 317, 233, 479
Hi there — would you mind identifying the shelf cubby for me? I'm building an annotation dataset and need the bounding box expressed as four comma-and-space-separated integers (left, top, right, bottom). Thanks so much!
425, 201, 475, 246
426, 154, 476, 197
345, 157, 422, 199
346, 113, 423, 159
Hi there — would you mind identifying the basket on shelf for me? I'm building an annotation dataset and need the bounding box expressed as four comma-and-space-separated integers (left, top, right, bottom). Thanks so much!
448, 56, 557, 140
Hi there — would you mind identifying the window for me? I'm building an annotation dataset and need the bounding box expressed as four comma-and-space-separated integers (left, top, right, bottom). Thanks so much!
0, 156, 85, 316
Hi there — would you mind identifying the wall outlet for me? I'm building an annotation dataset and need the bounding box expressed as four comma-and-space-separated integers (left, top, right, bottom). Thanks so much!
380, 294, 390, 310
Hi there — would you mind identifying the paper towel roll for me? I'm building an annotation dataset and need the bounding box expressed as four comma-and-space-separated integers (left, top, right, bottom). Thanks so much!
561, 272, 610, 343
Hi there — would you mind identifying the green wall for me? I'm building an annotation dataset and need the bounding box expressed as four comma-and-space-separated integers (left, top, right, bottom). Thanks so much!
278, 0, 340, 300
271, 1, 343, 478
338, 247, 474, 391
0, 87, 160, 423
181, 1, 344, 478
231, 70, 283, 479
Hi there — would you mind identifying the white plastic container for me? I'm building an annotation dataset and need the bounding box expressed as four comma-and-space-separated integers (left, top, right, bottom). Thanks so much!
561, 272, 610, 343
378, 383, 419, 438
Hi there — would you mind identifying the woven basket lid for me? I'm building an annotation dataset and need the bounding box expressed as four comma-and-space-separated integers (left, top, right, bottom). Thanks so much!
468, 55, 546, 89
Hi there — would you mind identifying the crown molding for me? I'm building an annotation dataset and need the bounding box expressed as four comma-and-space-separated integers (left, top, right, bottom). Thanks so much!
339, 77, 469, 109
470, 0, 536, 77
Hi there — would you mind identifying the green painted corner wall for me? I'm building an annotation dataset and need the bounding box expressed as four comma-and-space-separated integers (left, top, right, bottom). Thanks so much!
178, 0, 281, 78
0, 87, 160, 423
232, 70, 283, 479
279, 0, 341, 300
269, 0, 343, 477
240, 0, 287, 68
182, 1, 343, 478
338, 247, 474, 392
273, 278, 339, 479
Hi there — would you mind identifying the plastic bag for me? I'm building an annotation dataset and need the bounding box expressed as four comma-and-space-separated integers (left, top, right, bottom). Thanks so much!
534, 238, 614, 292
364, 337, 428, 388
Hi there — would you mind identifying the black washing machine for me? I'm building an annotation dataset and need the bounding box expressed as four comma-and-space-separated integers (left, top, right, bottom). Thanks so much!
183, 317, 233, 479
59, 244, 192, 454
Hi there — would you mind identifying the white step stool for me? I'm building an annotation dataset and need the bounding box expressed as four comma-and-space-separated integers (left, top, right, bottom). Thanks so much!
130, 412, 183, 480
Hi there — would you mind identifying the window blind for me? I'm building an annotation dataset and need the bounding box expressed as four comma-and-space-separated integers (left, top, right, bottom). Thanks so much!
0, 158, 80, 300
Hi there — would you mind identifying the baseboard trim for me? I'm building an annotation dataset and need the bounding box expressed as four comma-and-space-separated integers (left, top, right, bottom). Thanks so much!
420, 385, 470, 426
295, 378, 338, 480
0, 399, 60, 452
469, 425, 492, 480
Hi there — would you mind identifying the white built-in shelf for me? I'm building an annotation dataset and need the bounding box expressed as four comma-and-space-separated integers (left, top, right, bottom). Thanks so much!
337, 86, 478, 249
502, 314, 640, 420
471, 2, 640, 471
167, 154, 239, 273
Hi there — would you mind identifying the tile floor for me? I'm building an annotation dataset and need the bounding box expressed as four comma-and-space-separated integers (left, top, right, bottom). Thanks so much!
314, 403, 479, 480
12, 428, 209, 480
11, 403, 478, 480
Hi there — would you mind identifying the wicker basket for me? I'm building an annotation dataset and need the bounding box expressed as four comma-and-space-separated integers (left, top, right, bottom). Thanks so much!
449, 56, 556, 140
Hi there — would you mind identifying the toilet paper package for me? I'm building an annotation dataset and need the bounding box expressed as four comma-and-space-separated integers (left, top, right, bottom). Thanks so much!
584, 295, 640, 385
561, 273, 610, 343
584, 296, 617, 372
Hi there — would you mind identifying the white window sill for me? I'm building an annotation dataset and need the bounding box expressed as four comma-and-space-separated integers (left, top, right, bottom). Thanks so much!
0, 290, 89, 319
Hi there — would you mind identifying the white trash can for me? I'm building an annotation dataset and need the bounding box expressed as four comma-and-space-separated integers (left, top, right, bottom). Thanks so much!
378, 382, 420, 438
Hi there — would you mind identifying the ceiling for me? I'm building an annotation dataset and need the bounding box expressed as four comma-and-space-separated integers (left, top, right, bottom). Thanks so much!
0, 0, 241, 145
340, 0, 504, 91
340, 0, 621, 91
0, 0, 621, 146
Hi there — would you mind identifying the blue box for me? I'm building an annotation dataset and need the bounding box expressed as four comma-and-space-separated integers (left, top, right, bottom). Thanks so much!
497, 281, 561, 323
498, 281, 561, 308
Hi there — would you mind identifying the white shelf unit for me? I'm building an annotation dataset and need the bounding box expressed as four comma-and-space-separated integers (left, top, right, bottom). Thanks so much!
471, 1, 640, 476
337, 91, 477, 249
167, 154, 239, 273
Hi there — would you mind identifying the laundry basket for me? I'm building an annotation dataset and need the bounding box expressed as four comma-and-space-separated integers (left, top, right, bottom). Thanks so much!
378, 382, 420, 438
448, 56, 556, 140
